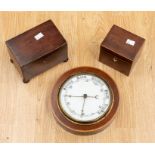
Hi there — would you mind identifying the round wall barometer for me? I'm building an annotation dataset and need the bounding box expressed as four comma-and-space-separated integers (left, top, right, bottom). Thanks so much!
51, 67, 119, 134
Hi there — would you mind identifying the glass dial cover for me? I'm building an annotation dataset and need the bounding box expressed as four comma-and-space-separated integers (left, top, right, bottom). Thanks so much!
58, 73, 112, 123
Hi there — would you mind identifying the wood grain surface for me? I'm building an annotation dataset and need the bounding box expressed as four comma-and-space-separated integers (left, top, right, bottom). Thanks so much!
0, 12, 155, 142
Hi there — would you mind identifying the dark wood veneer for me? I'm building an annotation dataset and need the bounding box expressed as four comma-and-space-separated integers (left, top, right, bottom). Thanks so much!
99, 25, 145, 76
6, 20, 68, 83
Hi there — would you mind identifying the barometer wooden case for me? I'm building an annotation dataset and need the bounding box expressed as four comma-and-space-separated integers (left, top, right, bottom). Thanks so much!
99, 25, 145, 76
51, 67, 119, 134
6, 20, 68, 83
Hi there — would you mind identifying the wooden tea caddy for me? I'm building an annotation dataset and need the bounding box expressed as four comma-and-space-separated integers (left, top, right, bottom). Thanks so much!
6, 20, 68, 83
99, 25, 145, 76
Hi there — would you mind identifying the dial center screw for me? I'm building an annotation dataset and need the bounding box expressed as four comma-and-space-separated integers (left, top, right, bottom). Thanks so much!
83, 94, 87, 98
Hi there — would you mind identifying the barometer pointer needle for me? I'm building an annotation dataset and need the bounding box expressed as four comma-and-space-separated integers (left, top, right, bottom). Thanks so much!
65, 94, 98, 99
81, 94, 87, 117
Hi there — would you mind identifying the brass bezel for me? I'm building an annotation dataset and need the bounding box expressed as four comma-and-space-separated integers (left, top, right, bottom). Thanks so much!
57, 72, 114, 125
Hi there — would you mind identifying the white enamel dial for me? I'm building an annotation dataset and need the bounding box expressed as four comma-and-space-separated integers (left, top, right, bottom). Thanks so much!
58, 73, 112, 123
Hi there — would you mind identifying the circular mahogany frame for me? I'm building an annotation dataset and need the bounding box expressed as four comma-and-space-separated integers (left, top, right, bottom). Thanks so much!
51, 67, 119, 135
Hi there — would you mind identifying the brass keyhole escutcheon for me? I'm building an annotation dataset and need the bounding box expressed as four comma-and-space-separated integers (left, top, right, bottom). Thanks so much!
113, 57, 118, 62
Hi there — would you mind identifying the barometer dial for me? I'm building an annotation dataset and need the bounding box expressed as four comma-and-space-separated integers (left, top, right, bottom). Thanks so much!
59, 73, 112, 123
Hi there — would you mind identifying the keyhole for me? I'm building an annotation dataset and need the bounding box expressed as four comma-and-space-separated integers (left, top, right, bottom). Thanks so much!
113, 57, 118, 62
